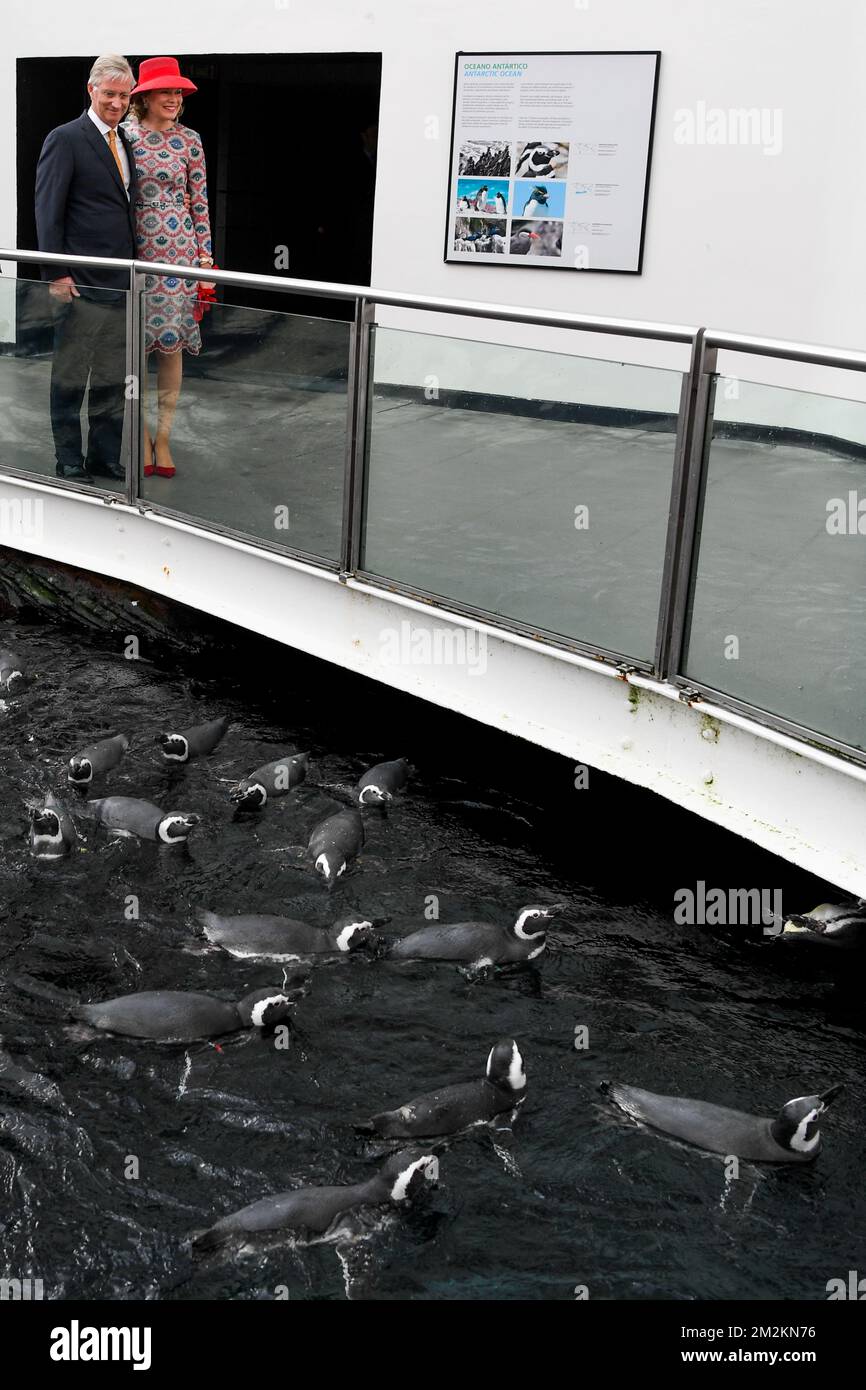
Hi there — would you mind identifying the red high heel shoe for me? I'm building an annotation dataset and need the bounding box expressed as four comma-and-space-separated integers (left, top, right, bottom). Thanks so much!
153, 440, 176, 478
142, 428, 155, 477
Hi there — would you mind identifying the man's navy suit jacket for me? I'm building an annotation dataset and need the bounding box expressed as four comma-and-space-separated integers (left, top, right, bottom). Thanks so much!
35, 111, 138, 296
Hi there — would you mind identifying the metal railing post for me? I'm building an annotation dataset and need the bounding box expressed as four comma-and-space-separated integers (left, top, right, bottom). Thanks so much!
124, 266, 145, 505
340, 296, 375, 579
654, 329, 704, 677
660, 335, 718, 681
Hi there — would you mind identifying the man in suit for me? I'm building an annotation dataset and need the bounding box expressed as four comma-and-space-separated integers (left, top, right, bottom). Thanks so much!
35, 54, 138, 481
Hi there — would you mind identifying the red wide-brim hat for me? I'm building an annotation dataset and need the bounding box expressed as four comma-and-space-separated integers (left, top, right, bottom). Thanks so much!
131, 56, 198, 95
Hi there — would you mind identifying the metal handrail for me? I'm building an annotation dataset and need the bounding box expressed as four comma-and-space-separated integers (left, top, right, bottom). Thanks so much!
9, 247, 866, 367
1, 247, 695, 342
704, 328, 866, 374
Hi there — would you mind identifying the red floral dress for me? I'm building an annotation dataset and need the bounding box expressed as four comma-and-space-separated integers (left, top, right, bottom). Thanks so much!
122, 120, 213, 355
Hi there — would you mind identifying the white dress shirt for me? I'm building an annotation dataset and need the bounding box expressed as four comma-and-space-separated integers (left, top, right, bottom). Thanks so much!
87, 107, 130, 195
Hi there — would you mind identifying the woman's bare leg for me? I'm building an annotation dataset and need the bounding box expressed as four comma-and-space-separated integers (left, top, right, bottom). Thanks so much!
154, 350, 184, 474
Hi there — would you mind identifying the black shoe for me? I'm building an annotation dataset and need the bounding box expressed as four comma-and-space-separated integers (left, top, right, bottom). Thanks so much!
86, 459, 126, 481
55, 462, 89, 480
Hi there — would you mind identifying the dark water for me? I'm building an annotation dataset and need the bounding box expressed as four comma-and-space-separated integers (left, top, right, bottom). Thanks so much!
0, 615, 863, 1302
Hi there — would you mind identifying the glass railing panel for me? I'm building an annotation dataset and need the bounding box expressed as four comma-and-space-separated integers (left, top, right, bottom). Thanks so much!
360, 325, 684, 660
138, 281, 350, 562
683, 377, 866, 751
0, 275, 128, 489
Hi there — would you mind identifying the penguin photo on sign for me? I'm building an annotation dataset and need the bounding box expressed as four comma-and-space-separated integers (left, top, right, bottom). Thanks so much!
522, 185, 550, 217
510, 227, 539, 255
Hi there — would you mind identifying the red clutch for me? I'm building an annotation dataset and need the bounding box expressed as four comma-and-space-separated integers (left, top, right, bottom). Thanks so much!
193, 267, 218, 322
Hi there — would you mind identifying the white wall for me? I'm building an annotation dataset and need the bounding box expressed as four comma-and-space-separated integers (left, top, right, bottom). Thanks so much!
4, 0, 866, 430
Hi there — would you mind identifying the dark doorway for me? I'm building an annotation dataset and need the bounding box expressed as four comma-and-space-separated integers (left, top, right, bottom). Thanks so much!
17, 53, 381, 319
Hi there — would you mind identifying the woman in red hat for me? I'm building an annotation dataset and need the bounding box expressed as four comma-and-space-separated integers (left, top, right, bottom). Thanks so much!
123, 57, 214, 478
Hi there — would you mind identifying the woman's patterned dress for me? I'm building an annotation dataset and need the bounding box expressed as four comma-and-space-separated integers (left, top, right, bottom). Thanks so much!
122, 120, 213, 355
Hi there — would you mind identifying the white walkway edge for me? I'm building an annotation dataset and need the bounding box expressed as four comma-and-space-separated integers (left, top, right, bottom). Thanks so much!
2, 474, 864, 896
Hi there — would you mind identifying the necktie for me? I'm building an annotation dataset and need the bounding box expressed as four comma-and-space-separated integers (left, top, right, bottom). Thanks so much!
107, 129, 126, 187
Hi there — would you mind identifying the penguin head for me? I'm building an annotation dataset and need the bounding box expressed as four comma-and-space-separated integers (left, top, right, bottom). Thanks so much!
315, 853, 347, 885
237, 988, 295, 1029
358, 783, 390, 806
770, 1084, 843, 1154
29, 802, 69, 857
229, 781, 267, 810
486, 1039, 526, 1093
158, 733, 189, 762
67, 757, 93, 786
30, 805, 62, 838
331, 914, 377, 952
783, 901, 866, 945
157, 813, 200, 843
379, 1149, 440, 1203
511, 904, 560, 940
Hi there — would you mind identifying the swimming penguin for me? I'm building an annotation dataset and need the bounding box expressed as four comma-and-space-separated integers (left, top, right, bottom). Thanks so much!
782, 900, 866, 947
86, 796, 199, 844
359, 1039, 526, 1138
309, 808, 365, 884
67, 733, 130, 786
0, 648, 24, 693
196, 908, 377, 959
600, 1080, 843, 1162
510, 228, 539, 255
357, 757, 410, 806
72, 986, 296, 1042
193, 1148, 440, 1249
158, 715, 230, 763
389, 904, 560, 964
229, 751, 308, 811
522, 185, 549, 217
29, 792, 78, 859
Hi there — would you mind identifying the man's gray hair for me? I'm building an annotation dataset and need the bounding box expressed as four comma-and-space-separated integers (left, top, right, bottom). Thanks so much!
88, 54, 134, 89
